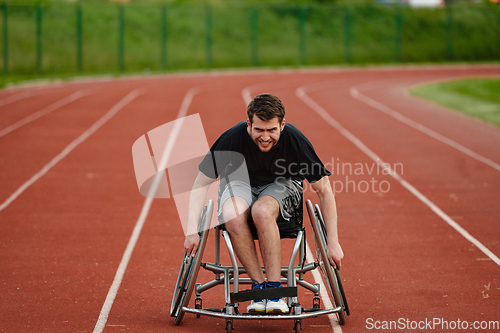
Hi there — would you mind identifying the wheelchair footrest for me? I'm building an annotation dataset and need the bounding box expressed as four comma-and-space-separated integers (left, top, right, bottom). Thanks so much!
183, 305, 342, 320
230, 287, 297, 303
302, 308, 326, 313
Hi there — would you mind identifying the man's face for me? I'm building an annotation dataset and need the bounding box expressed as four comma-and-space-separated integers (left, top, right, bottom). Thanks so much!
247, 115, 285, 152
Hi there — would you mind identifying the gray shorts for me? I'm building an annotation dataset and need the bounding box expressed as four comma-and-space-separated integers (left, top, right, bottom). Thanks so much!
219, 178, 303, 222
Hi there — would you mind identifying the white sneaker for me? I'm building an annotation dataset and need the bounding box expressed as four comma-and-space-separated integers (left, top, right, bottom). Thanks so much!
247, 299, 267, 313
266, 298, 289, 314
246, 281, 267, 314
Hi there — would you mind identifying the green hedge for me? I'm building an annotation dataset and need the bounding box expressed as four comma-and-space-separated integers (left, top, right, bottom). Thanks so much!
0, 2, 499, 76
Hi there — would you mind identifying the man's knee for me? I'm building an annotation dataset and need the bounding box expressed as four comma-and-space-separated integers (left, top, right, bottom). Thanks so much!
251, 196, 280, 227
222, 196, 250, 228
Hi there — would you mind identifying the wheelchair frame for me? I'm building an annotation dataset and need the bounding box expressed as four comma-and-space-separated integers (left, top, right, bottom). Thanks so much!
171, 199, 349, 332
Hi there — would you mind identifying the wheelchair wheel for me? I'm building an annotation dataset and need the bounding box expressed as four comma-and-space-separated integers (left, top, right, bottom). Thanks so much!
170, 251, 194, 317
306, 201, 348, 325
315, 204, 350, 317
171, 201, 213, 325
225, 319, 233, 333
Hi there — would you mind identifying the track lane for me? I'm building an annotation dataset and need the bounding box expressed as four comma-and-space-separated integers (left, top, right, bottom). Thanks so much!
0, 90, 93, 139
0, 87, 138, 204
0, 90, 77, 130
0, 91, 37, 108
351, 73, 500, 167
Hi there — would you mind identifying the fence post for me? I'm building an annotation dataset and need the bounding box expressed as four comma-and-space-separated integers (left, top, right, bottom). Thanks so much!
161, 4, 167, 69
3, 3, 8, 75
298, 6, 307, 66
36, 4, 43, 74
395, 7, 402, 62
118, 4, 125, 71
76, 4, 83, 72
343, 6, 351, 64
446, 5, 454, 61
250, 6, 258, 66
206, 5, 213, 68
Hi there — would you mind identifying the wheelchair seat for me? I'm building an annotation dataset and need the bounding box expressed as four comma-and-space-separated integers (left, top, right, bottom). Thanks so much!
221, 194, 304, 240
217, 176, 304, 240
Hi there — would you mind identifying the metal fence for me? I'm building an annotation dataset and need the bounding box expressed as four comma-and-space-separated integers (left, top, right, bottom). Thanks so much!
1, 3, 499, 75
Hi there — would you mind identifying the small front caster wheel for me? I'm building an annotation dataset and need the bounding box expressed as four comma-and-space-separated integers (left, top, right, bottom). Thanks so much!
225, 320, 233, 333
294, 320, 302, 333
195, 297, 202, 318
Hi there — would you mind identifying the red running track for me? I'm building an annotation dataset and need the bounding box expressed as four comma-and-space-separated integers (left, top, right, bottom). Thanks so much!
1, 66, 499, 333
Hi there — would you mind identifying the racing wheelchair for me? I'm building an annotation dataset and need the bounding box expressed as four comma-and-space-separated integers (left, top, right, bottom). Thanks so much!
170, 193, 349, 333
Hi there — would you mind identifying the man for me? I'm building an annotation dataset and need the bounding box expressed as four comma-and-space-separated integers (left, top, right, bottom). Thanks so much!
184, 93, 343, 314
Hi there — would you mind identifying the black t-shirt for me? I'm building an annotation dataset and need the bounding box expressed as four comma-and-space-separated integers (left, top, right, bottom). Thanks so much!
199, 121, 331, 187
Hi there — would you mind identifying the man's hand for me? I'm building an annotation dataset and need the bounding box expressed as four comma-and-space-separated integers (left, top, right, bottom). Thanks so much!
327, 240, 344, 270
184, 234, 200, 257
311, 176, 344, 270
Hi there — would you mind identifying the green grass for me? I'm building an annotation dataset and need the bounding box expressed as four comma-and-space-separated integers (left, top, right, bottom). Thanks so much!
409, 78, 500, 127
0, 2, 499, 89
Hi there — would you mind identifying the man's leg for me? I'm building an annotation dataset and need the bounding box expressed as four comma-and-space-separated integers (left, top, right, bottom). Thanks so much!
251, 195, 290, 314
250, 195, 281, 282
222, 197, 265, 283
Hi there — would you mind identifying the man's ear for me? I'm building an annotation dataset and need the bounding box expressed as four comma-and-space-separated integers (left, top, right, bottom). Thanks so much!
281, 118, 286, 131
246, 118, 252, 135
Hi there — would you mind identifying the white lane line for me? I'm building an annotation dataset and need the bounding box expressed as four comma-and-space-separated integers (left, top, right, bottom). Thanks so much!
92, 87, 198, 333
296, 86, 500, 267
306, 245, 343, 333
349, 86, 500, 172
0, 90, 92, 138
242, 86, 342, 333
0, 89, 141, 213
0, 91, 36, 108
242, 87, 252, 106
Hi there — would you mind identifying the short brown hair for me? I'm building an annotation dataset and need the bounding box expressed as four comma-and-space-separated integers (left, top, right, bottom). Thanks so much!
247, 93, 285, 124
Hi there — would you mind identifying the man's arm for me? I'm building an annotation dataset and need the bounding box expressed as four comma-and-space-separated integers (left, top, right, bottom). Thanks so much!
184, 171, 215, 257
310, 176, 344, 269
